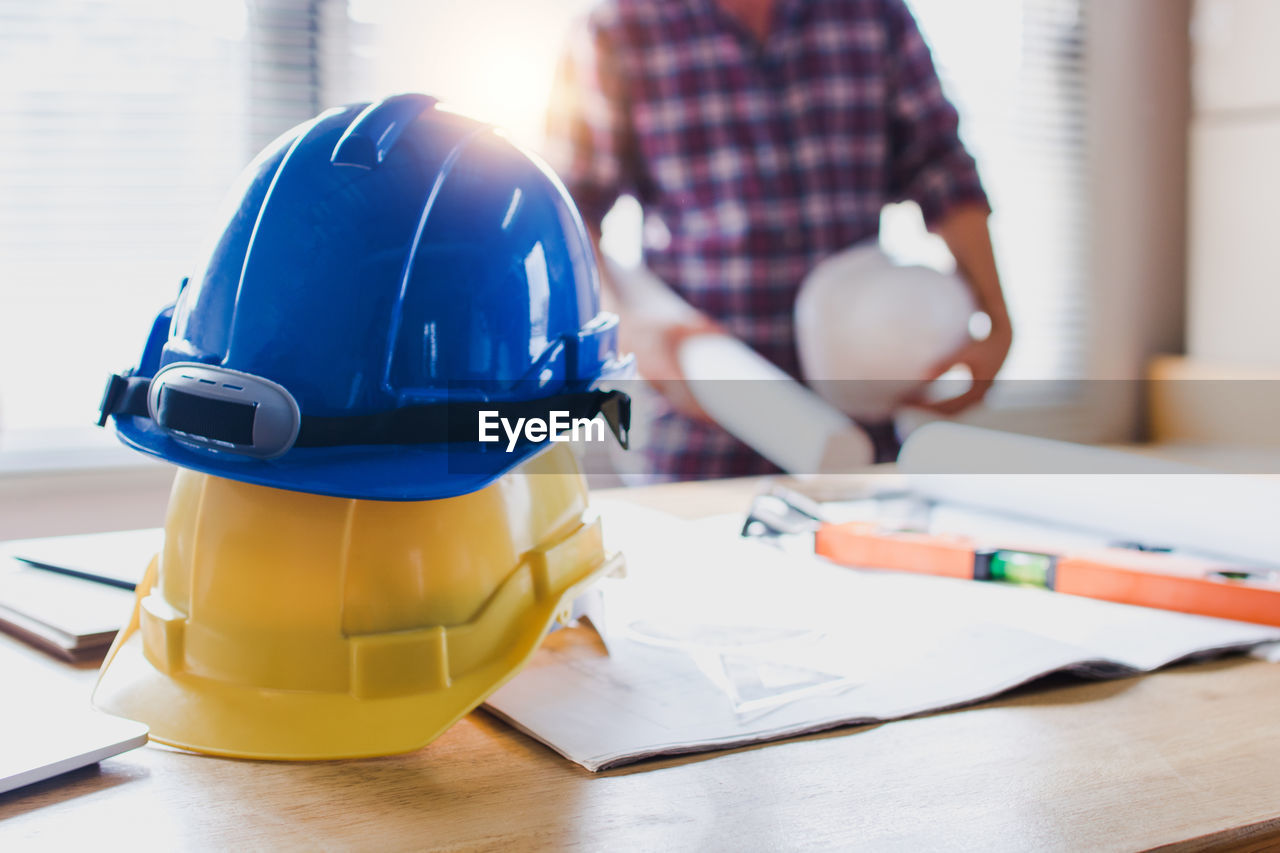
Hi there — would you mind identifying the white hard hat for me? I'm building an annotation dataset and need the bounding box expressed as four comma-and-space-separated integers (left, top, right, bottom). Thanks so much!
795, 244, 975, 421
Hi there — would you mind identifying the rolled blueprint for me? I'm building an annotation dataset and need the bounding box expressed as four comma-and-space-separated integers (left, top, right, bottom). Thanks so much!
603, 256, 874, 475
678, 333, 874, 475
899, 423, 1280, 567
602, 256, 701, 324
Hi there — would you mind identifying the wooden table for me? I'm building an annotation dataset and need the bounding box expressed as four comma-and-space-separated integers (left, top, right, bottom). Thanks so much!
3, 476, 1280, 851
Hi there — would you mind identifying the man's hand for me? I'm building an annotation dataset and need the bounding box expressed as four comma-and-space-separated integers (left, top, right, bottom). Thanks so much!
623, 310, 724, 423
590, 225, 726, 424
904, 318, 1012, 416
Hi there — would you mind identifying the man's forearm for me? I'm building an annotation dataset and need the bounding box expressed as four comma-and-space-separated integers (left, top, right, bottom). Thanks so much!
933, 204, 1011, 336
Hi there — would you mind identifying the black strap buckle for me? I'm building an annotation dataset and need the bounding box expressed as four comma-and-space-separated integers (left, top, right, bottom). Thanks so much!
597, 390, 630, 450
97, 374, 129, 427
97, 372, 156, 427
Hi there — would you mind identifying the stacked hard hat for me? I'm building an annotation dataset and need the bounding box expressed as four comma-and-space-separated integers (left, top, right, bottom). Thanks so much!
93, 94, 631, 759
795, 244, 975, 422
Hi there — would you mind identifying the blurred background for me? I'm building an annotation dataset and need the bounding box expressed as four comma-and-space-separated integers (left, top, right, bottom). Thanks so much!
1, 0, 1270, 470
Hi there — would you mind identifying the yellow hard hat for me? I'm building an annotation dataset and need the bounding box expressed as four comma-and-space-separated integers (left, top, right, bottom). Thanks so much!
92, 443, 620, 760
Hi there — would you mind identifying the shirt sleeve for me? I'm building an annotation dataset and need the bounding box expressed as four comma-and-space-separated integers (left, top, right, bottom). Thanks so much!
544, 7, 637, 230
882, 0, 990, 226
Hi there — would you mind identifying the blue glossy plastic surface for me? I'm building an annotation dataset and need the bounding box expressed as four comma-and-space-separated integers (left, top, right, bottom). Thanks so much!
114, 95, 628, 501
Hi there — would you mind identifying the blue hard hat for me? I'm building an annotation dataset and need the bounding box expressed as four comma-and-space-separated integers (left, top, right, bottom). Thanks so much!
99, 94, 632, 501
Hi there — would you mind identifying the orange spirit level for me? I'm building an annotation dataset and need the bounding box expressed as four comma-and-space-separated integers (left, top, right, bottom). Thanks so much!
815, 522, 1280, 628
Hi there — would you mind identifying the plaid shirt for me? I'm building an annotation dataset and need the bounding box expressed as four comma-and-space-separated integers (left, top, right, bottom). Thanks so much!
547, 0, 988, 480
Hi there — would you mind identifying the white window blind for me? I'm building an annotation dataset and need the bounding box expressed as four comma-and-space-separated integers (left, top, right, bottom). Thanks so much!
0, 0, 340, 442
886, 0, 1089, 382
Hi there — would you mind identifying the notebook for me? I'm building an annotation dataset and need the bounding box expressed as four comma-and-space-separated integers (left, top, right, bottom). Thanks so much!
0, 529, 158, 661
0, 557, 138, 661
1, 528, 161, 590
0, 642, 148, 795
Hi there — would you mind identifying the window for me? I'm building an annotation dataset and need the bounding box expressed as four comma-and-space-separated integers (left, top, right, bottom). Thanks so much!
0, 0, 1094, 464
0, 0, 589, 459
885, 0, 1089, 382
0, 0, 347, 454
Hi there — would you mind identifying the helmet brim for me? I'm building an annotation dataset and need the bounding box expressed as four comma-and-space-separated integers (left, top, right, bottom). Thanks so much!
93, 549, 623, 760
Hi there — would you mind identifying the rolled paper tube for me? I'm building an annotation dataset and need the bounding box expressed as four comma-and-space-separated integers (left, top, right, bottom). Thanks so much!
678, 333, 873, 475
900, 423, 1280, 568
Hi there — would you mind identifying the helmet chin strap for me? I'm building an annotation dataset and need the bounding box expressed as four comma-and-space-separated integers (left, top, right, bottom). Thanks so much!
100, 370, 629, 456
291, 388, 630, 451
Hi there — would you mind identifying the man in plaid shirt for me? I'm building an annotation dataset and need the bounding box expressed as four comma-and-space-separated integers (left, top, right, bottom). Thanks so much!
547, 0, 1012, 480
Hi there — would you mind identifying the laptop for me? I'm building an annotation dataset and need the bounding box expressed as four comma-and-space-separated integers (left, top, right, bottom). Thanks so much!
0, 641, 148, 796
